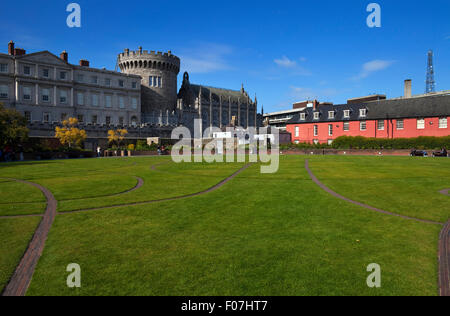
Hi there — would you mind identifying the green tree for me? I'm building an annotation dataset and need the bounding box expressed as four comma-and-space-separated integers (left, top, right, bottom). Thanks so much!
0, 102, 29, 148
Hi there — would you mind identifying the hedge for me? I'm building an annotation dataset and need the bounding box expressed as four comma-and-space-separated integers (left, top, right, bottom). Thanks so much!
281, 136, 450, 150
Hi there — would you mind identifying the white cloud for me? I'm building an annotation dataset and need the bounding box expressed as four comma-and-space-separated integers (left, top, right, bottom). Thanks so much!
179, 43, 233, 74
289, 86, 338, 101
353, 59, 395, 80
274, 56, 297, 68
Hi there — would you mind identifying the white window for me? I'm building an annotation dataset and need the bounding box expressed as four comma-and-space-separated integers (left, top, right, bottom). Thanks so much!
92, 94, 99, 107
43, 112, 50, 123
23, 86, 31, 101
132, 82, 137, 89
359, 109, 367, 117
77, 115, 84, 123
77, 74, 84, 82
397, 119, 404, 130
343, 110, 350, 118
0, 85, 8, 98
77, 92, 84, 105
119, 117, 124, 125
119, 96, 125, 109
131, 98, 138, 110
377, 120, 385, 131
343, 122, 350, 131
417, 118, 425, 130
42, 68, 49, 78
42, 89, 50, 102
314, 125, 318, 136
158, 77, 162, 88
295, 126, 299, 137
328, 139, 333, 145
91, 115, 98, 124
91, 76, 98, 84
0, 64, 8, 73
60, 72, 67, 80
105, 95, 112, 108
105, 116, 111, 125
360, 121, 367, 131
439, 117, 448, 129
105, 78, 111, 86
149, 77, 153, 87
328, 111, 335, 119
118, 80, 124, 87
313, 112, 320, 120
313, 139, 319, 145
24, 111, 31, 122
300, 113, 306, 120
24, 65, 31, 75
328, 124, 333, 136
60, 90, 68, 104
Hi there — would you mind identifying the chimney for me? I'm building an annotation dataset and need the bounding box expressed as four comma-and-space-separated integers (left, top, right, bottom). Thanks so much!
79, 60, 90, 67
8, 41, 14, 55
313, 99, 318, 110
404, 79, 412, 98
60, 51, 68, 62
14, 48, 26, 56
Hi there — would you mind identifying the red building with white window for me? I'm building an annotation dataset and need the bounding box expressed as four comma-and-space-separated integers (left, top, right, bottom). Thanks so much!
286, 94, 450, 145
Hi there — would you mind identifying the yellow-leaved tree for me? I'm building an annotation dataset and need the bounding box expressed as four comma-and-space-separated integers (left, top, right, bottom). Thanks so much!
55, 118, 87, 149
108, 129, 128, 148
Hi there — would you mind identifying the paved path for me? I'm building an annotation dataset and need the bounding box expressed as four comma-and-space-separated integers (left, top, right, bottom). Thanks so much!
304, 159, 443, 226
1, 179, 57, 297
304, 159, 449, 296
59, 163, 252, 215
439, 221, 450, 296
439, 189, 450, 197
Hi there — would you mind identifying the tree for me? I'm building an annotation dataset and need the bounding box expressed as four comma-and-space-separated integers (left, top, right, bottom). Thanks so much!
0, 102, 29, 148
55, 118, 87, 149
108, 129, 128, 148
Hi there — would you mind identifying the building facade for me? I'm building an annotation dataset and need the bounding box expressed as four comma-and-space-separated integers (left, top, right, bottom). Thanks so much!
0, 42, 142, 129
286, 94, 450, 145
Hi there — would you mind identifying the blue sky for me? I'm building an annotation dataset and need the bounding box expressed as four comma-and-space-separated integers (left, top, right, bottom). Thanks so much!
1, 0, 450, 113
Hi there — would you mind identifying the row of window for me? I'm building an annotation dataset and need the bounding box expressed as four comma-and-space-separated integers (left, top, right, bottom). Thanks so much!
301, 108, 367, 121
294, 118, 449, 137
0, 63, 138, 89
26, 111, 138, 126
0, 84, 138, 110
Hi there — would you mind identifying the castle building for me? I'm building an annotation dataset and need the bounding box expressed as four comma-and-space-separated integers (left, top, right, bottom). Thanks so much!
0, 42, 260, 149
117, 47, 258, 133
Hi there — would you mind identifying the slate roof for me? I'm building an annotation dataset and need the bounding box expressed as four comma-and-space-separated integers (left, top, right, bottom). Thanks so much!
189, 84, 252, 102
287, 94, 450, 124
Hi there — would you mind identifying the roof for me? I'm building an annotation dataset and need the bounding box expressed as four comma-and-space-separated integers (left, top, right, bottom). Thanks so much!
190, 84, 252, 102
264, 108, 306, 117
287, 94, 450, 124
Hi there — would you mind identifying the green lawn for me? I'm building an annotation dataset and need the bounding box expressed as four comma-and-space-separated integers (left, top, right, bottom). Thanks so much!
0, 155, 448, 296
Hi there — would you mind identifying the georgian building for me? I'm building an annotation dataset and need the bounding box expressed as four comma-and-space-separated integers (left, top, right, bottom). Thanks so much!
0, 41, 142, 128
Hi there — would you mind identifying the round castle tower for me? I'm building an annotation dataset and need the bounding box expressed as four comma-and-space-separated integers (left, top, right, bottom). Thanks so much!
118, 47, 180, 115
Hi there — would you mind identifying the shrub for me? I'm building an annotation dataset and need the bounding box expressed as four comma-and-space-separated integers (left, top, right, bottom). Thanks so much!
331, 135, 450, 150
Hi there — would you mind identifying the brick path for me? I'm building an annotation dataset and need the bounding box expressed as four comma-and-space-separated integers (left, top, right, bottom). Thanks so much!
440, 189, 450, 197
1, 179, 57, 296
304, 159, 449, 296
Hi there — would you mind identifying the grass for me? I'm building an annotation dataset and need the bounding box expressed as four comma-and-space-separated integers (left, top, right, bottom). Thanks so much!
0, 155, 448, 296
0, 217, 41, 291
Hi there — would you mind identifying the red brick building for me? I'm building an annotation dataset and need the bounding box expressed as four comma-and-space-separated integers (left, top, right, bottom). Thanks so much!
286, 94, 450, 145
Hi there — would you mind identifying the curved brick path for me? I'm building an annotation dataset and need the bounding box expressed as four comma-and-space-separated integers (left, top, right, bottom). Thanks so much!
304, 159, 443, 226
59, 163, 252, 215
439, 221, 450, 296
1, 179, 57, 297
305, 159, 450, 296
440, 189, 450, 197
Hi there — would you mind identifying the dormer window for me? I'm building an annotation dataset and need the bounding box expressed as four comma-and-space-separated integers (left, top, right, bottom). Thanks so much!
300, 113, 306, 121
313, 112, 320, 120
328, 111, 335, 119
343, 110, 350, 118
359, 108, 367, 118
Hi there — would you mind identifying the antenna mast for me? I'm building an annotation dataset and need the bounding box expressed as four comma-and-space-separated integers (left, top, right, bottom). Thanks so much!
426, 50, 435, 93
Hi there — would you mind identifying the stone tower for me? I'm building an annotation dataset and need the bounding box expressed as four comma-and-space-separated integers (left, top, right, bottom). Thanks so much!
118, 47, 180, 116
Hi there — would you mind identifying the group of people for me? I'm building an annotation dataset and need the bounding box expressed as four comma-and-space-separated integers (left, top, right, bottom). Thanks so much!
0, 146, 16, 162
